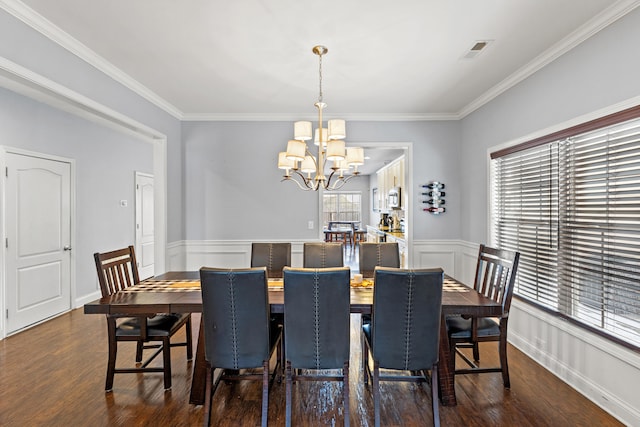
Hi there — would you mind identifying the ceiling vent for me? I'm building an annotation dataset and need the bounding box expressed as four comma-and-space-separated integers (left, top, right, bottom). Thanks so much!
462, 40, 492, 59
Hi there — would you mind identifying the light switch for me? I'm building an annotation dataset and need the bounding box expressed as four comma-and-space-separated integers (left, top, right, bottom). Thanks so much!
308, 220, 314, 229
120, 200, 128, 207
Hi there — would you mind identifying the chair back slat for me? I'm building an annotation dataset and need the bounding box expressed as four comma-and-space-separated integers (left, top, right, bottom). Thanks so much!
94, 246, 140, 297
474, 245, 520, 314
371, 267, 443, 370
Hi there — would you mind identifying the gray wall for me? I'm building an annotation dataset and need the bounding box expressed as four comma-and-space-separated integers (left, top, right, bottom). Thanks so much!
0, 9, 184, 243
182, 120, 461, 241
460, 6, 640, 243
0, 87, 153, 297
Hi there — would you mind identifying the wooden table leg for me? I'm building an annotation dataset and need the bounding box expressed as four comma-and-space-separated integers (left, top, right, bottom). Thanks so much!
438, 313, 457, 406
189, 316, 207, 405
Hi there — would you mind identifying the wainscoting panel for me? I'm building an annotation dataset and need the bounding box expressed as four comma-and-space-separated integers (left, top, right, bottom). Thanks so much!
167, 240, 306, 271
411, 239, 467, 280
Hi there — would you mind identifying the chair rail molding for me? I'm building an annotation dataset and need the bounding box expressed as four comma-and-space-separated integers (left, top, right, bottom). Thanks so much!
168, 239, 307, 272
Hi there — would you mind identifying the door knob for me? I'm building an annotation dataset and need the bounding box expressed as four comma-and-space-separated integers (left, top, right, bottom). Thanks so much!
63, 246, 72, 251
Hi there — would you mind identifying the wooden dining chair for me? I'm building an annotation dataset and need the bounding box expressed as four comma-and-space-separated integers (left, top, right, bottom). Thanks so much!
199, 267, 283, 427
302, 242, 344, 268
283, 267, 351, 427
93, 246, 193, 391
446, 244, 520, 388
251, 242, 291, 278
362, 267, 443, 427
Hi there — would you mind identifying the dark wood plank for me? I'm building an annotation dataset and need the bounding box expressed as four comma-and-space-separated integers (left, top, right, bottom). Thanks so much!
0, 310, 624, 426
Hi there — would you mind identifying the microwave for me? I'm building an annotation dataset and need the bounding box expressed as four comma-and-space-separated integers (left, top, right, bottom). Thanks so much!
388, 187, 401, 209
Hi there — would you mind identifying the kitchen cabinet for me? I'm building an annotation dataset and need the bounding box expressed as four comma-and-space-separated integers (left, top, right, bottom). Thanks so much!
397, 239, 407, 269
385, 233, 407, 268
376, 155, 405, 212
366, 226, 381, 243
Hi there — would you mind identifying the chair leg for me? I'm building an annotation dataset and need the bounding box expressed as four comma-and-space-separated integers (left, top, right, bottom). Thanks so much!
431, 363, 440, 427
449, 340, 457, 374
373, 360, 380, 427
261, 360, 269, 427
105, 337, 118, 391
186, 316, 194, 360
135, 340, 144, 363
361, 329, 368, 385
499, 335, 510, 388
202, 364, 213, 427
285, 361, 293, 427
276, 330, 284, 383
162, 336, 172, 390
472, 341, 480, 362
343, 361, 350, 427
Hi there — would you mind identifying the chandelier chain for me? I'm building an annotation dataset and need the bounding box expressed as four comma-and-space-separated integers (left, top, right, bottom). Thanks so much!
318, 53, 323, 103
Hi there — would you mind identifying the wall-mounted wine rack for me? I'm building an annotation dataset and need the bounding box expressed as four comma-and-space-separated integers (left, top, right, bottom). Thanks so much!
421, 181, 445, 214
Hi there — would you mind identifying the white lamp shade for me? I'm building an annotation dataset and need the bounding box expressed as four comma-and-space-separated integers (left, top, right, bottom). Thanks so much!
328, 119, 346, 140
326, 139, 345, 161
286, 139, 306, 162
336, 159, 350, 171
346, 147, 365, 166
314, 127, 328, 146
294, 121, 313, 141
300, 155, 316, 173
278, 152, 295, 169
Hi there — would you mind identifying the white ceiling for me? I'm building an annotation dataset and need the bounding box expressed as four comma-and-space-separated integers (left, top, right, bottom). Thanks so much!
3, 1, 639, 175
9, 0, 637, 122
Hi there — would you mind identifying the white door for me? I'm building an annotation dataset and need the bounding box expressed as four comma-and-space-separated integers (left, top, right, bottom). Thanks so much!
5, 152, 71, 334
135, 172, 154, 279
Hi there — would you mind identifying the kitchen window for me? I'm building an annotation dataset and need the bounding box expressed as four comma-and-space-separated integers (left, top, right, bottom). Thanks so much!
323, 192, 362, 229
490, 105, 640, 349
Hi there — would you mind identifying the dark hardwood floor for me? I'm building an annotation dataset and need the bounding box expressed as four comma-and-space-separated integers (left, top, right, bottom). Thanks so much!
0, 309, 623, 426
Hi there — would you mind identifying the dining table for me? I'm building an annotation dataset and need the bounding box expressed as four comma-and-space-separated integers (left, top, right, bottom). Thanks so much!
84, 271, 502, 406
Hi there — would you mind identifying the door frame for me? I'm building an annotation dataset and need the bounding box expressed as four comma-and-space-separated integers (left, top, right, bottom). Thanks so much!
317, 141, 413, 266
0, 147, 76, 339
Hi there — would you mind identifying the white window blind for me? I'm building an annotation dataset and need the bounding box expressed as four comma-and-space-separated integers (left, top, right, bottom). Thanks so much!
491, 111, 640, 348
491, 144, 559, 309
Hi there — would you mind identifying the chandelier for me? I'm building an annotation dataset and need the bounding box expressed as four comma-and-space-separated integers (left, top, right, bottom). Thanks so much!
277, 45, 364, 191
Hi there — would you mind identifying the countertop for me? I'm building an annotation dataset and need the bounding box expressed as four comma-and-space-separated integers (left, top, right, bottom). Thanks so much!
366, 225, 405, 241
385, 231, 405, 240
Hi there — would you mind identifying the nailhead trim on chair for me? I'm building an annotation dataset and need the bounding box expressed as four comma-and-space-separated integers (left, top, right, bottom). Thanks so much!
268, 244, 274, 275
402, 271, 415, 370
313, 270, 321, 369
226, 271, 240, 369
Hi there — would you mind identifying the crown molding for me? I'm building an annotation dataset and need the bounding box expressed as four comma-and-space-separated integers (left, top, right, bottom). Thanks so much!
458, 0, 640, 119
3, 0, 639, 123
0, 55, 165, 141
0, 0, 184, 120
181, 112, 461, 122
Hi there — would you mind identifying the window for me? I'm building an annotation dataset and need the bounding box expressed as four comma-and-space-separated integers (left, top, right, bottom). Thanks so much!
323, 192, 362, 228
491, 106, 640, 348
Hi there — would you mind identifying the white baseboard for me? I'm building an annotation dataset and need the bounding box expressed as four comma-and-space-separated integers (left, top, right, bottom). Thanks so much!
75, 290, 101, 308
